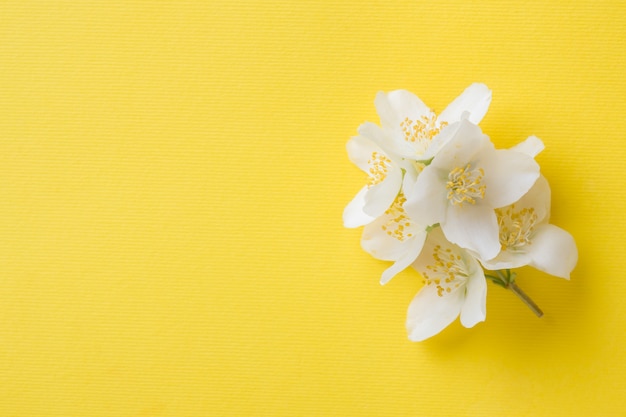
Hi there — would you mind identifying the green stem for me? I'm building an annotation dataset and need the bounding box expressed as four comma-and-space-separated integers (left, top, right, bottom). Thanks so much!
487, 269, 544, 317
507, 281, 544, 318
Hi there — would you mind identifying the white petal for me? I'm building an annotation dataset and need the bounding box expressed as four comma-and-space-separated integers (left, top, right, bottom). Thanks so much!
358, 121, 416, 160
401, 164, 419, 199
406, 284, 464, 342
460, 265, 487, 328
512, 175, 551, 224
375, 90, 430, 129
442, 203, 500, 260
527, 224, 578, 279
438, 83, 492, 125
480, 148, 540, 208
479, 249, 532, 270
357, 122, 405, 159
429, 119, 492, 170
362, 165, 403, 217
346, 133, 380, 174
404, 167, 448, 227
380, 231, 427, 285
420, 120, 462, 161
343, 186, 375, 228
510, 135, 545, 158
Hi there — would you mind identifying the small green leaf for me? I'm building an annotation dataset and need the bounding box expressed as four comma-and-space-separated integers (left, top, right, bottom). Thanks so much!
416, 157, 434, 166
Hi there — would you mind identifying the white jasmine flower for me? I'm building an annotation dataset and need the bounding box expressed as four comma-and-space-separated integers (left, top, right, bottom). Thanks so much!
481, 176, 578, 279
360, 193, 428, 285
374, 83, 492, 161
406, 228, 486, 341
343, 84, 578, 336
342, 126, 404, 228
405, 119, 540, 261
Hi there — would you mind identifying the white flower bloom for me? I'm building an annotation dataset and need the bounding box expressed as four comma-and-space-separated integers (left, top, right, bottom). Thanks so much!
374, 83, 492, 161
360, 193, 428, 285
405, 119, 540, 261
343, 83, 578, 339
480, 176, 578, 279
406, 228, 486, 342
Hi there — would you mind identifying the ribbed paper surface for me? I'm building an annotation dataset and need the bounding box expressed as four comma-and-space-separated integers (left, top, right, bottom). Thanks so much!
0, 1, 624, 415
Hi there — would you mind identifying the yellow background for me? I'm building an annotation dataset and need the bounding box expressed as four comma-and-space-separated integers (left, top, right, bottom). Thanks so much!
0, 1, 624, 415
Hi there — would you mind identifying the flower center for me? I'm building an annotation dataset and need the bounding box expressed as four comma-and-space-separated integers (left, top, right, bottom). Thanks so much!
400, 113, 447, 154
446, 164, 486, 206
496, 205, 538, 250
367, 151, 391, 187
381, 194, 414, 241
422, 244, 468, 297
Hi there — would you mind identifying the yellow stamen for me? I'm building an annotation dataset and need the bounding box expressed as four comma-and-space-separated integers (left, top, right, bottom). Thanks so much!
382, 194, 412, 242
422, 244, 468, 297
446, 164, 486, 206
400, 113, 448, 155
367, 151, 391, 187
496, 205, 538, 250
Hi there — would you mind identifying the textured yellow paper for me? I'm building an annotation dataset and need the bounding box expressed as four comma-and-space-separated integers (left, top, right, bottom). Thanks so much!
0, 1, 624, 415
